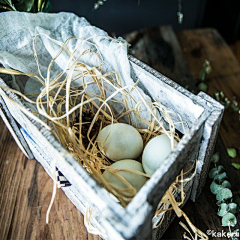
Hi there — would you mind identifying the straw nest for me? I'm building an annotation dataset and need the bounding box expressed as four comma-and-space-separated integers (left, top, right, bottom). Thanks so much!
0, 34, 208, 239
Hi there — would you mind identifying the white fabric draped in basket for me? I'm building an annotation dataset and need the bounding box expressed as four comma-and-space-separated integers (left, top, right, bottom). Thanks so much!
0, 11, 153, 127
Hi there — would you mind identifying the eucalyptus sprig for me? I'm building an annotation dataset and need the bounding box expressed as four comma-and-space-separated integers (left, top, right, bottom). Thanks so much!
209, 152, 239, 230
93, 0, 107, 10
0, 0, 52, 13
196, 60, 212, 93
214, 91, 240, 121
199, 60, 211, 81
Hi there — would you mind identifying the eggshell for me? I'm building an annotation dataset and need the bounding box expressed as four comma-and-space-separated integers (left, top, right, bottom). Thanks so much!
102, 159, 147, 192
97, 123, 143, 161
142, 135, 177, 175
24, 78, 42, 97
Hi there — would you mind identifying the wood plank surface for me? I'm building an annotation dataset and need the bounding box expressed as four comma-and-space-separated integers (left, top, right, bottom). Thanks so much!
177, 29, 240, 177
0, 26, 240, 240
0, 118, 100, 240
126, 25, 198, 92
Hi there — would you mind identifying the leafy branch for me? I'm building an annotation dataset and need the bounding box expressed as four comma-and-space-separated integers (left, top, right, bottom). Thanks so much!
197, 60, 211, 92
209, 152, 239, 233
93, 0, 107, 10
214, 91, 240, 121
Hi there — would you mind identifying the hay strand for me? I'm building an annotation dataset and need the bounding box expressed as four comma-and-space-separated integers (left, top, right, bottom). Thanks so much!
0, 33, 204, 237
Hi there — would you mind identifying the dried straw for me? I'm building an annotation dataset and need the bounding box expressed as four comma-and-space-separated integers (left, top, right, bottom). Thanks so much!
0, 33, 205, 238
84, 204, 107, 238
153, 161, 208, 240
0, 33, 182, 206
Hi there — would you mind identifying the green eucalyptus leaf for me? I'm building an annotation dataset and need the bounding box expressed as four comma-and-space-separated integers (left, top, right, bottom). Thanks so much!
232, 229, 240, 240
233, 229, 239, 235
232, 163, 240, 170
198, 82, 208, 92
216, 188, 232, 201
213, 172, 227, 182
214, 92, 220, 101
209, 165, 225, 179
205, 65, 211, 74
94, 3, 99, 9
211, 152, 220, 164
209, 167, 218, 178
227, 203, 238, 214
217, 203, 228, 217
210, 181, 223, 194
222, 213, 237, 227
231, 100, 239, 112
217, 165, 225, 172
199, 69, 206, 81
221, 180, 231, 189
227, 148, 237, 158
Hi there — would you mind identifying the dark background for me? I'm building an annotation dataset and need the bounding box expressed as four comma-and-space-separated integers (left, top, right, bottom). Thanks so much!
50, 0, 240, 44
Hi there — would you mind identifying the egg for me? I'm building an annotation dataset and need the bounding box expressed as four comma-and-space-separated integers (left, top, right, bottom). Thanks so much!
102, 159, 147, 192
142, 135, 178, 176
24, 78, 42, 98
97, 123, 143, 161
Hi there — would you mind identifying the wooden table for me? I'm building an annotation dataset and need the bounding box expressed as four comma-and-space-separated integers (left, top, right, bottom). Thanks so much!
1, 27, 240, 240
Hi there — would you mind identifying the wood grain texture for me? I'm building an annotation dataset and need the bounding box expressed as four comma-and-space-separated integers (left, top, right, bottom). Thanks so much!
125, 25, 198, 92
176, 28, 240, 179
0, 118, 101, 240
